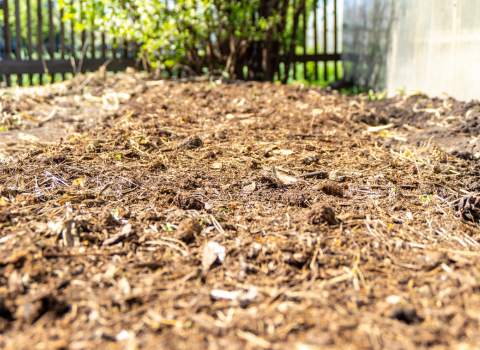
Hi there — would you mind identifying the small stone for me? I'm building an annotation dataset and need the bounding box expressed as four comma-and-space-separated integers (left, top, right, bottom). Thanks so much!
215, 130, 226, 140
432, 164, 442, 174
149, 159, 167, 170
282, 190, 307, 207
306, 203, 336, 225
173, 193, 204, 210
178, 135, 203, 150
302, 154, 319, 165
201, 151, 215, 159
175, 218, 202, 243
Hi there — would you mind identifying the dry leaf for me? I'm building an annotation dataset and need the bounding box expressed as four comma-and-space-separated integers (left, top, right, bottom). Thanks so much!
272, 149, 293, 156
202, 242, 226, 271
211, 287, 258, 302
275, 171, 298, 185
72, 178, 84, 187
243, 182, 256, 193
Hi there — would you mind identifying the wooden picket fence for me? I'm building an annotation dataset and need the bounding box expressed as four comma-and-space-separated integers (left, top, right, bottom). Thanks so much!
0, 0, 341, 87
290, 0, 341, 83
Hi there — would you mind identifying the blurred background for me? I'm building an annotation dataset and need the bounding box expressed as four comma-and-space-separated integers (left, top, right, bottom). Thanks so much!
1, 0, 479, 100
1, 0, 343, 86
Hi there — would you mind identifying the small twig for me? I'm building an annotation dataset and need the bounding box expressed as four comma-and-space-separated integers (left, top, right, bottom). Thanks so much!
271, 166, 283, 188
210, 215, 225, 234
70, 56, 77, 75
77, 39, 89, 74
298, 171, 328, 179
43, 250, 128, 258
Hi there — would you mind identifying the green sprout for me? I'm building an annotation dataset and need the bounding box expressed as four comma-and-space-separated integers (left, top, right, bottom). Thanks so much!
164, 223, 174, 232
419, 194, 433, 204
389, 188, 396, 198
115, 154, 122, 160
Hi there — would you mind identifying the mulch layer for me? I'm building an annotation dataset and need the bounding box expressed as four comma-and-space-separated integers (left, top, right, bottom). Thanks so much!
2, 71, 480, 349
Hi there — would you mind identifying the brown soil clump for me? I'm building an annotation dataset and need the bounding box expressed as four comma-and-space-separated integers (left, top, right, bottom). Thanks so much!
320, 182, 345, 197
307, 203, 337, 225
173, 193, 204, 210
178, 134, 203, 150
282, 190, 307, 207
175, 218, 202, 243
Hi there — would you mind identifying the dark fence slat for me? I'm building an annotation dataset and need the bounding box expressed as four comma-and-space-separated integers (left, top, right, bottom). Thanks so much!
37, 0, 44, 84
27, 0, 33, 84
14, 0, 22, 58
27, 0, 33, 59
48, 0, 54, 59
70, 0, 75, 60
313, 0, 318, 81
3, 0, 12, 86
3, 0, 12, 60
334, 0, 338, 79
323, 0, 327, 80
60, 7, 65, 80
303, 5, 307, 80
101, 32, 106, 59
90, 22, 95, 58
293, 53, 340, 63
80, 1, 86, 54
60, 7, 65, 58
14, 0, 23, 85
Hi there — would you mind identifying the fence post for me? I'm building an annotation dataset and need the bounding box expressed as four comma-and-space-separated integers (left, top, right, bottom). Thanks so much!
334, 0, 338, 79
37, 0, 44, 84
70, 0, 75, 62
14, 0, 23, 85
323, 0, 327, 81
3, 0, 12, 86
314, 0, 318, 81
303, 4, 307, 81
27, 0, 33, 84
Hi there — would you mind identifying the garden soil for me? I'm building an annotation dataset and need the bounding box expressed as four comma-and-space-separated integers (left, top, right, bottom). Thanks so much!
1, 70, 480, 349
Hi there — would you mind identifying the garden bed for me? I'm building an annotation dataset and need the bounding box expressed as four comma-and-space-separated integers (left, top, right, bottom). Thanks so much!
1, 71, 480, 349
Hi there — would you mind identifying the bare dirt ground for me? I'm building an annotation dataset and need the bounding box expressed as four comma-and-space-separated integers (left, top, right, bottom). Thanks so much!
1, 70, 480, 349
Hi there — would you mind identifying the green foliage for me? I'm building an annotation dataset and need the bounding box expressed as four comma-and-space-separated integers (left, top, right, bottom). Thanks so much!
62, 0, 305, 80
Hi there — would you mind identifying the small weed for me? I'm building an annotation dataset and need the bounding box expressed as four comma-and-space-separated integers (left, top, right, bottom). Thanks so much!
389, 188, 396, 198
366, 89, 387, 101
116, 154, 122, 160
419, 194, 433, 204
164, 223, 174, 231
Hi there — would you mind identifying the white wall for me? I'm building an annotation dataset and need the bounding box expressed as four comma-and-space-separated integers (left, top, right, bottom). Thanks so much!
343, 0, 480, 101
387, 0, 480, 100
